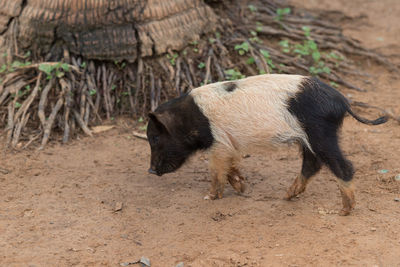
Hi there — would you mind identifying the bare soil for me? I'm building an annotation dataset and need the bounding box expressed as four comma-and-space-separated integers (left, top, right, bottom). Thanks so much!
1, 0, 400, 266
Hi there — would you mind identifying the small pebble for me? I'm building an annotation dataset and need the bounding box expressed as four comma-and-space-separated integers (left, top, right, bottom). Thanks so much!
394, 174, 400, 181
378, 169, 389, 174
140, 256, 151, 267
370, 227, 377, 232
394, 198, 400, 202
175, 262, 184, 267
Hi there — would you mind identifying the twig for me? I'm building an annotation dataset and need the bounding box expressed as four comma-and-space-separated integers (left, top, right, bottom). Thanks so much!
132, 130, 147, 140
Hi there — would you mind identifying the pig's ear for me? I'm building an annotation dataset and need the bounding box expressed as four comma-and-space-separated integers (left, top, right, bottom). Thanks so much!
148, 112, 175, 134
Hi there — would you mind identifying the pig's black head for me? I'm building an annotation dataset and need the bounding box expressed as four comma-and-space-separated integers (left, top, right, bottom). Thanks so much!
146, 93, 214, 176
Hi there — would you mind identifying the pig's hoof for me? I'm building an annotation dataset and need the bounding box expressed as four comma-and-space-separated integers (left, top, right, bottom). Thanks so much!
339, 208, 352, 216
284, 177, 306, 200
204, 194, 217, 200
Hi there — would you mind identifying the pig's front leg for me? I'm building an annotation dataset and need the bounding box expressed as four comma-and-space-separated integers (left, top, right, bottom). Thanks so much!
205, 145, 232, 200
227, 166, 246, 193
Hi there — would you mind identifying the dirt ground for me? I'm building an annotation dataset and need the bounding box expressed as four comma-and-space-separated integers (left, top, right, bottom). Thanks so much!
1, 0, 400, 266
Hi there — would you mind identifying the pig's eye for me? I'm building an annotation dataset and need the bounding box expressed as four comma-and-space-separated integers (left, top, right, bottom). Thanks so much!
152, 135, 160, 144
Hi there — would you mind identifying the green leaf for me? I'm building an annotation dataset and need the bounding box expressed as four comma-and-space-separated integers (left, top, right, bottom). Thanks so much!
282, 7, 291, 14
238, 50, 245, 56
198, 62, 206, 69
224, 69, 245, 80
307, 40, 317, 50
250, 30, 257, 36
111, 84, 117, 90
302, 26, 311, 37
0, 64, 6, 73
15, 102, 22, 109
60, 63, 70, 72
256, 26, 263, 32
55, 70, 65, 78
260, 49, 270, 59
38, 63, 54, 76
138, 117, 144, 123
246, 57, 255, 65
23, 51, 31, 58
11, 61, 25, 68
80, 61, 87, 68
312, 51, 321, 62
89, 89, 97, 96
322, 66, 331, 73
279, 40, 290, 48
248, 4, 257, 12
330, 81, 339, 88
234, 42, 250, 53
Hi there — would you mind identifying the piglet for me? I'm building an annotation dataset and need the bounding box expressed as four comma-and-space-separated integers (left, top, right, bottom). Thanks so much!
146, 74, 387, 216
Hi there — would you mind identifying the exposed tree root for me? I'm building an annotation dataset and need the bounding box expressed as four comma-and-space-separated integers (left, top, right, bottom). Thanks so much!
0, 0, 398, 149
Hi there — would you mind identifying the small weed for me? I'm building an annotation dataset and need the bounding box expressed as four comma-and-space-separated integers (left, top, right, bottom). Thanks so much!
246, 57, 255, 65
198, 62, 206, 69
0, 64, 6, 73
166, 53, 179, 65
275, 7, 291, 21
256, 22, 263, 32
260, 49, 275, 69
279, 40, 290, 53
225, 69, 245, 80
248, 4, 257, 12
234, 41, 250, 55
330, 81, 339, 88
38, 62, 70, 80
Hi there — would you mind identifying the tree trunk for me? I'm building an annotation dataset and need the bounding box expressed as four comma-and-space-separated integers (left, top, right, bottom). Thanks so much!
0, 0, 217, 62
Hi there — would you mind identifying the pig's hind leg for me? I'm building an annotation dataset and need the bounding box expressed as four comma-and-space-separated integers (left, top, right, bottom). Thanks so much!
285, 146, 322, 200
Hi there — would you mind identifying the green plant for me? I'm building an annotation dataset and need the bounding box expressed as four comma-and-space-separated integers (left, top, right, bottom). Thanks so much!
255, 22, 263, 32
330, 81, 339, 88
260, 49, 276, 69
38, 62, 70, 79
249, 30, 262, 44
225, 69, 245, 80
234, 42, 250, 55
198, 62, 206, 69
166, 53, 179, 65
279, 39, 290, 53
248, 4, 257, 12
246, 57, 255, 65
309, 61, 330, 75
275, 7, 291, 21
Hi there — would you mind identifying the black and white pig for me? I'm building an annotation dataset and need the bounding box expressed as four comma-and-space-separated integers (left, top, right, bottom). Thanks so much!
146, 74, 387, 216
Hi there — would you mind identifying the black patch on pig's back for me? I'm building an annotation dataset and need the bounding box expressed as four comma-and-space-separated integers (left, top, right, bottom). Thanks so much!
286, 76, 349, 151
224, 82, 237, 92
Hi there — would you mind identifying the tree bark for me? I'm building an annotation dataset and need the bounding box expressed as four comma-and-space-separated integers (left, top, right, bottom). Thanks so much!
0, 0, 217, 62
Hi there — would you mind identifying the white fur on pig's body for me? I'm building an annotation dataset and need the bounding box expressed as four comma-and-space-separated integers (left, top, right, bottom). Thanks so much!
190, 74, 311, 154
